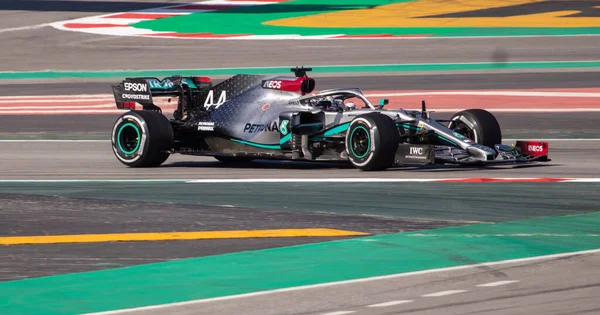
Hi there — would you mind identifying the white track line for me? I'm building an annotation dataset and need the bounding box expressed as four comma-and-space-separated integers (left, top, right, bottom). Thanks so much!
564, 179, 600, 182
422, 290, 467, 297
0, 23, 51, 34
320, 311, 356, 315
1, 178, 600, 183
185, 178, 600, 183
367, 300, 413, 307
82, 249, 600, 315
476, 280, 520, 287
0, 179, 190, 183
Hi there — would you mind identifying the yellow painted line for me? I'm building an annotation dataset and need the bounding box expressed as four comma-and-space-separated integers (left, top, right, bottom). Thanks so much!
0, 229, 370, 245
267, 0, 600, 28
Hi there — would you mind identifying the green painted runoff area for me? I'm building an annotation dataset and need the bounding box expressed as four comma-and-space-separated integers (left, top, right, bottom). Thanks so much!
2, 61, 600, 80
131, 0, 600, 37
0, 211, 599, 315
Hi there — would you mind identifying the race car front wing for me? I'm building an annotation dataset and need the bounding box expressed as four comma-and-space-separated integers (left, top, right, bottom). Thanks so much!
394, 141, 550, 166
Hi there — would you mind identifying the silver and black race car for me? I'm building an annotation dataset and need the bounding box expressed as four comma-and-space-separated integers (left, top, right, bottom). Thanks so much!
110, 67, 549, 171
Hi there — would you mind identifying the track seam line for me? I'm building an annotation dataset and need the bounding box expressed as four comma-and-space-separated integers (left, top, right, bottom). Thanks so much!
422, 289, 467, 297
367, 300, 413, 307
476, 280, 520, 287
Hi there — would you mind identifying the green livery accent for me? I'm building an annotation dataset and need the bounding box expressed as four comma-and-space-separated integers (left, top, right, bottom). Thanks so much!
231, 122, 347, 151
397, 123, 420, 130
146, 77, 198, 90
116, 123, 140, 155
280, 133, 291, 144
280, 120, 290, 135
323, 122, 350, 137
230, 138, 281, 150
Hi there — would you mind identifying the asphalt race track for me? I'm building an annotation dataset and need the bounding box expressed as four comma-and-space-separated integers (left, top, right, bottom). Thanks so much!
1, 1, 600, 315
0, 140, 598, 180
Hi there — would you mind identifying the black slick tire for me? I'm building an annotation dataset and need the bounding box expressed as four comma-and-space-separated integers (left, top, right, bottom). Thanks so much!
448, 109, 502, 147
111, 110, 174, 167
345, 113, 400, 171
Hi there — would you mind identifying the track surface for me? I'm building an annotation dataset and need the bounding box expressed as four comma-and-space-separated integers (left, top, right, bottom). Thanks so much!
0, 193, 464, 281
3, 72, 600, 95
110, 252, 600, 315
0, 140, 597, 179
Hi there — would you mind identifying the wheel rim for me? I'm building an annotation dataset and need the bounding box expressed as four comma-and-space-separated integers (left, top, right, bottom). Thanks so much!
117, 123, 141, 155
350, 126, 370, 159
450, 121, 476, 141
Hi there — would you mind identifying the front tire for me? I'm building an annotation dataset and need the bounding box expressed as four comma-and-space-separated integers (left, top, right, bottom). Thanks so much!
111, 111, 174, 167
448, 109, 502, 147
345, 113, 400, 171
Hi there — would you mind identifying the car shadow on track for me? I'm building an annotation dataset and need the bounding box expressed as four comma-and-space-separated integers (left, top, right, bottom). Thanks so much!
163, 160, 354, 170
393, 163, 557, 173
162, 160, 558, 172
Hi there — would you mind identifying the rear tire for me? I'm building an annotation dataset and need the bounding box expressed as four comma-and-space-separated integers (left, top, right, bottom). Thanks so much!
345, 113, 400, 171
447, 109, 502, 147
111, 111, 174, 167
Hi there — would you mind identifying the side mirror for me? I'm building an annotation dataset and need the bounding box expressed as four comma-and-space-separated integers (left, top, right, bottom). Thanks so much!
379, 98, 389, 108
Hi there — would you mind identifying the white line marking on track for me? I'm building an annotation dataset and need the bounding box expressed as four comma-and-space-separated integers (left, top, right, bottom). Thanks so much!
367, 300, 413, 307
2, 178, 600, 184
81, 249, 600, 315
187, 178, 444, 183
0, 23, 51, 34
185, 178, 600, 183
0, 179, 190, 183
565, 179, 600, 182
320, 311, 356, 315
476, 280, 520, 287
422, 290, 467, 297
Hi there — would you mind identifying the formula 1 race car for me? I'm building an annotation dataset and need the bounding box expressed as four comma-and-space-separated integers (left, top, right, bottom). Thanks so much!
110, 67, 550, 171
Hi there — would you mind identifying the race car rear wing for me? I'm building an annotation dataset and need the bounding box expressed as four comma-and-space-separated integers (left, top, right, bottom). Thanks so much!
111, 76, 212, 111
